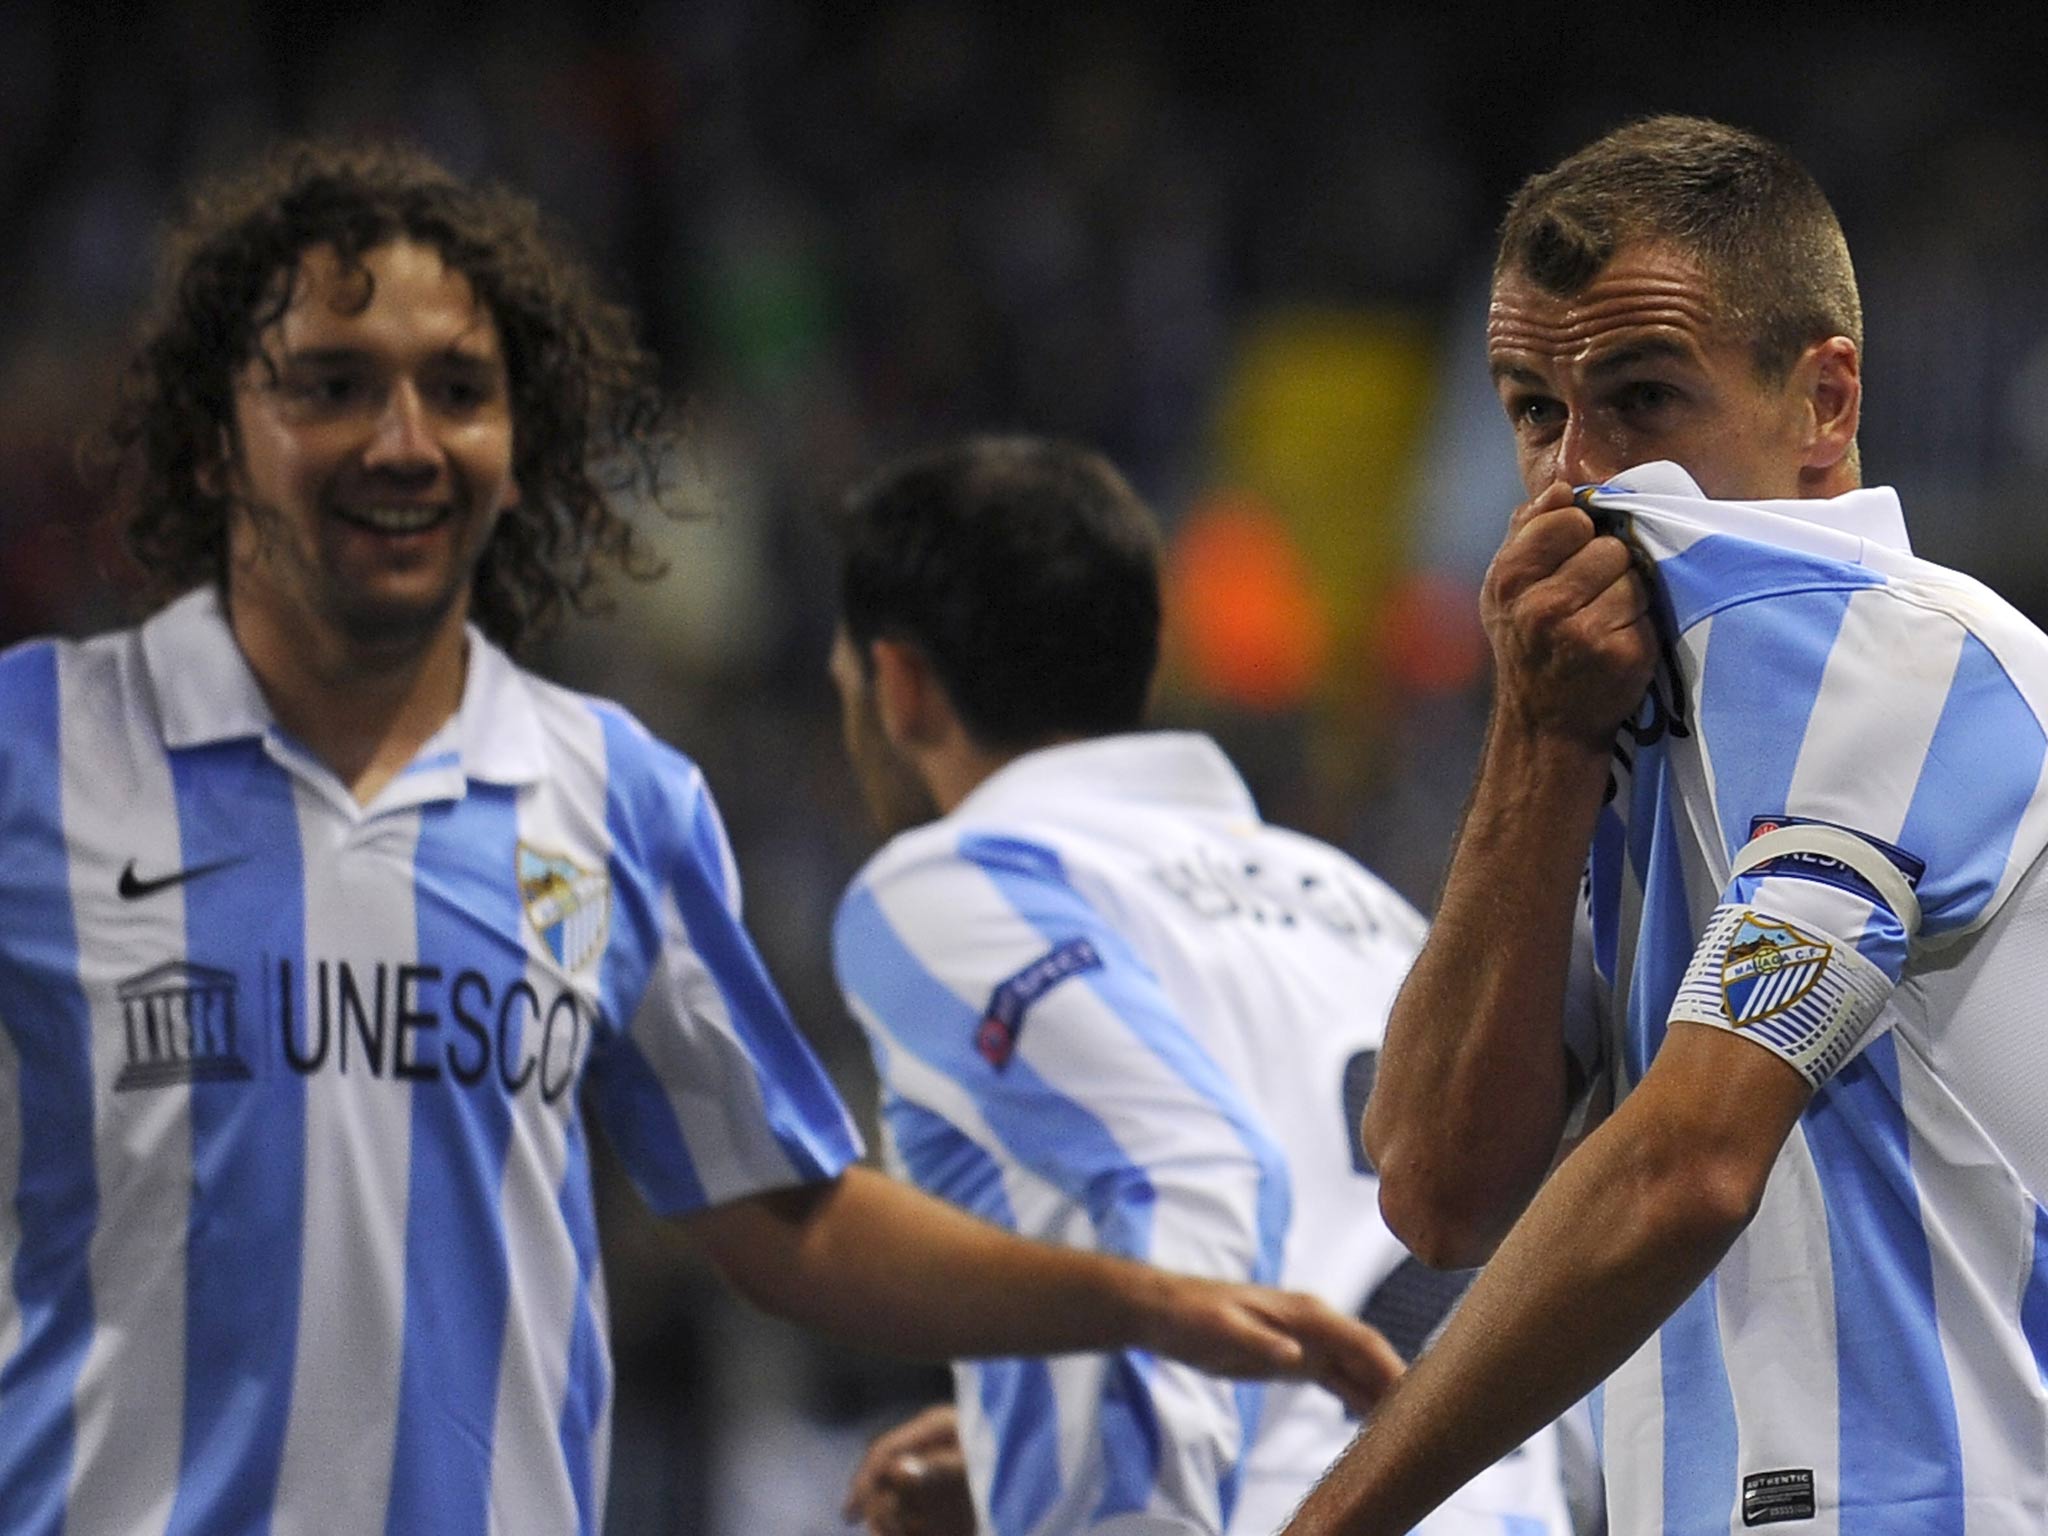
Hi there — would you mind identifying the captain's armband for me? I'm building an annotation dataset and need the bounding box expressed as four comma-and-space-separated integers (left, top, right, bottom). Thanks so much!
1666, 903, 1893, 1090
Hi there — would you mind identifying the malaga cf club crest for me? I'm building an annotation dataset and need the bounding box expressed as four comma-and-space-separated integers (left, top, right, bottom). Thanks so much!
518, 843, 610, 972
1720, 912, 1832, 1023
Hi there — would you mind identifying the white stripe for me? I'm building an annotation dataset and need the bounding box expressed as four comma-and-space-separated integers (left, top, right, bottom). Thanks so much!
269, 789, 419, 1534
1784, 589, 1962, 847
487, 757, 612, 1535
60, 637, 189, 1536
1600, 1333, 1664, 1535
1718, 1124, 1840, 1536
1893, 1041, 2048, 1525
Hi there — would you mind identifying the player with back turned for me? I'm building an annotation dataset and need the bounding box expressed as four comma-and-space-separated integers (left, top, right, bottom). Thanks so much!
0, 141, 1399, 1535
1287, 116, 2048, 1535
826, 437, 1573, 1536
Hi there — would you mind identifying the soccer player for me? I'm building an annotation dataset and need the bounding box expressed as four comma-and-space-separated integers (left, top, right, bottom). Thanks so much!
827, 437, 1573, 1536
1285, 117, 2048, 1534
0, 142, 1399, 1536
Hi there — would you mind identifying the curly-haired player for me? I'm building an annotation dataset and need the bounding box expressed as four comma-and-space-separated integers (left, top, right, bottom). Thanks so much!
0, 143, 1400, 1534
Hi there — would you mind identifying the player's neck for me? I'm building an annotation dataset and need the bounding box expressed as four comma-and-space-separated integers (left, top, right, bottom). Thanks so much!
229, 592, 472, 806
926, 733, 1080, 815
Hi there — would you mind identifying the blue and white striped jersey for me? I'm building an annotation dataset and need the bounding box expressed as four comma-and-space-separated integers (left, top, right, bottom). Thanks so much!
833, 734, 1571, 1536
1569, 461, 2048, 1535
0, 588, 862, 1536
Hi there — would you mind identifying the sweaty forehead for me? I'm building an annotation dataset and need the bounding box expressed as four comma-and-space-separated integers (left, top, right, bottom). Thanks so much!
1487, 248, 1725, 372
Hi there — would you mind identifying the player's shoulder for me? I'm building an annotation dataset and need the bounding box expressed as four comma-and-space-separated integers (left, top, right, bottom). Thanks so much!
0, 624, 149, 732
1252, 821, 1428, 949
515, 667, 710, 805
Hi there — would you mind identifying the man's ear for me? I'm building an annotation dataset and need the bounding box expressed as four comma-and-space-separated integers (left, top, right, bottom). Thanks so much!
868, 637, 952, 751
195, 425, 235, 500
1797, 335, 1861, 474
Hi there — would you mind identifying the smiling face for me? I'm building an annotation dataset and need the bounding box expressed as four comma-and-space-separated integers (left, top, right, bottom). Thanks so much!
1487, 241, 1828, 501
222, 239, 521, 664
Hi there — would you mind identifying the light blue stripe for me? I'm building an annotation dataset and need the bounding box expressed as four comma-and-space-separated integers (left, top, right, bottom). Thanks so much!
1894, 633, 2048, 938
1658, 1275, 1737, 1533
835, 885, 1158, 1254
1622, 770, 1697, 1086
2022, 1202, 2048, 1387
1696, 589, 1856, 860
957, 834, 1291, 1285
555, 1113, 608, 1536
1499, 1518, 1548, 1536
600, 711, 857, 1192
1653, 532, 1883, 636
1586, 1382, 1605, 1467
384, 784, 524, 1535
888, 1100, 1061, 1536
162, 739, 307, 1535
583, 709, 706, 1213
1803, 1034, 1964, 1524
0, 643, 94, 1535
958, 833, 1287, 1524
1588, 805, 1625, 983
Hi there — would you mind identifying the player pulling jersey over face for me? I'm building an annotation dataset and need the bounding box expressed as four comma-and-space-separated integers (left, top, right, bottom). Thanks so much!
1290, 116, 2048, 1536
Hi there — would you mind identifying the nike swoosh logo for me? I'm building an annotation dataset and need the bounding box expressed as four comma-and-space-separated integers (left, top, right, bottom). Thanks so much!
117, 857, 246, 901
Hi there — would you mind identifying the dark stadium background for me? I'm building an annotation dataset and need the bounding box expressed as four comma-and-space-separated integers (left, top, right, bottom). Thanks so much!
2, 4, 2043, 1531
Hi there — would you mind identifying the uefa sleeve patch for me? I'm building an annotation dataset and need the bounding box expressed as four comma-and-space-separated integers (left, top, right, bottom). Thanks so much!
975, 938, 1103, 1069
1667, 903, 1893, 1089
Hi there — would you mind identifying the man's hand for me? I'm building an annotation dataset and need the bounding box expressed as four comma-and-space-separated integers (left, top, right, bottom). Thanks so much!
1134, 1271, 1406, 1419
1482, 480, 1657, 754
844, 1405, 974, 1536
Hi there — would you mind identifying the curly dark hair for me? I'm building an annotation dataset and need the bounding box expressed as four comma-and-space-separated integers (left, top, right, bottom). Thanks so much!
88, 139, 671, 651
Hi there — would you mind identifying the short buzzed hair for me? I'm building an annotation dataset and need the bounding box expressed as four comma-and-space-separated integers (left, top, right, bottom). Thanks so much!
834, 436, 1161, 752
1497, 115, 1861, 380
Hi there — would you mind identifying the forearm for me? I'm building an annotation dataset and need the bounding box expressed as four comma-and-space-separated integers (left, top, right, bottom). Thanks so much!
1291, 1088, 1754, 1536
1365, 717, 1612, 1261
690, 1165, 1166, 1359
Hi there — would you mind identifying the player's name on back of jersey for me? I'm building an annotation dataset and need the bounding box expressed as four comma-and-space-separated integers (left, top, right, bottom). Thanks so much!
114, 955, 591, 1101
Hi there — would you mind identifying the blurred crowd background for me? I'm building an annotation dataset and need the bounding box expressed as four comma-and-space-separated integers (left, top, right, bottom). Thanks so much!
3, 3, 2045, 1531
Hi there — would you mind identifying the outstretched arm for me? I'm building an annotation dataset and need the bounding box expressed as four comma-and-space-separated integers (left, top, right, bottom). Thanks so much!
1291, 1021, 1809, 1535
684, 1163, 1404, 1412
1365, 482, 1655, 1266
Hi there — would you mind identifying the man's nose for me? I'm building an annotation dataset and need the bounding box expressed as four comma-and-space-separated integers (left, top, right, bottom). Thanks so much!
362, 382, 441, 473
1553, 415, 1619, 490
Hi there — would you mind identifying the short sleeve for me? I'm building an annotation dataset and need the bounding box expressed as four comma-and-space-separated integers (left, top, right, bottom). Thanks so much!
584, 714, 861, 1216
1670, 584, 2048, 1087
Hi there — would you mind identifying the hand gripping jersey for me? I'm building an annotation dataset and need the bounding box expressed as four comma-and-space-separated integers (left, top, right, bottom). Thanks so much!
0, 589, 861, 1536
1568, 462, 2048, 1535
833, 734, 1571, 1536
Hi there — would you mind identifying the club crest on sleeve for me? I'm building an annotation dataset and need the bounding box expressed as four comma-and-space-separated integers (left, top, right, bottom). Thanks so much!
518, 843, 610, 972
976, 938, 1103, 1069
1721, 912, 1832, 1024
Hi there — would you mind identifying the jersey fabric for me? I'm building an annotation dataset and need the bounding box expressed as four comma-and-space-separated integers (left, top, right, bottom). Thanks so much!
0, 587, 862, 1536
1567, 461, 2048, 1535
832, 733, 1570, 1536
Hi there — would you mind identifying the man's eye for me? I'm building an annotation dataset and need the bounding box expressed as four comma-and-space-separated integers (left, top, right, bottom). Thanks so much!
287, 373, 364, 406
1615, 381, 1678, 413
1511, 396, 1565, 430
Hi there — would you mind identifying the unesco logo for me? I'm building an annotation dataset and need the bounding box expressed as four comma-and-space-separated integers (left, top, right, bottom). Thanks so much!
114, 961, 253, 1092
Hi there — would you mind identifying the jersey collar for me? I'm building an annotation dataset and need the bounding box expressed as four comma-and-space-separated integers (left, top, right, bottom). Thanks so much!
955, 732, 1260, 823
140, 586, 546, 788
1595, 459, 1912, 556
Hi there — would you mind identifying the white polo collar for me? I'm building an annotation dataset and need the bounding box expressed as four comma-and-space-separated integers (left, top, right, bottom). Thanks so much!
954, 731, 1259, 824
139, 586, 547, 789
1596, 460, 1912, 558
